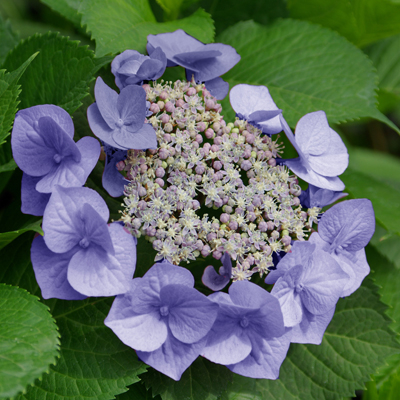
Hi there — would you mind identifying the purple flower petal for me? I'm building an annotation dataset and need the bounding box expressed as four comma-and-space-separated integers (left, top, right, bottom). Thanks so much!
117, 85, 146, 128
230, 84, 282, 134
161, 284, 218, 344
229, 280, 272, 308
202, 252, 231, 291
43, 186, 109, 253
137, 332, 207, 381
31, 235, 85, 300
204, 77, 229, 100
21, 173, 50, 216
113, 121, 157, 150
94, 77, 119, 129
319, 199, 375, 253
227, 330, 291, 379
102, 149, 129, 197
290, 306, 335, 345
299, 184, 348, 208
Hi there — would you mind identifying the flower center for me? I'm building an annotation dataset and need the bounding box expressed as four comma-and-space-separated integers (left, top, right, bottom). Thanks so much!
79, 237, 90, 248
116, 118, 124, 128
53, 154, 63, 163
295, 283, 304, 293
240, 316, 249, 328
160, 305, 169, 317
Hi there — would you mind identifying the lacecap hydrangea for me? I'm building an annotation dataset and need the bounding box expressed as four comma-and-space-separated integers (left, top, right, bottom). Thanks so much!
11, 29, 375, 382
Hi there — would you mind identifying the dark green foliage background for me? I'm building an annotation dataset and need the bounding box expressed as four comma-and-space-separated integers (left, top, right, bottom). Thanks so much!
1, 0, 400, 399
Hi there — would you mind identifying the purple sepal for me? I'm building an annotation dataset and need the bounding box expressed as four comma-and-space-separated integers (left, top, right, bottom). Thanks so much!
299, 184, 348, 208
289, 306, 335, 345
31, 235, 86, 300
279, 112, 348, 190
112, 48, 167, 89
204, 77, 229, 100
102, 147, 129, 197
21, 173, 51, 216
202, 281, 288, 379
105, 263, 218, 381
230, 84, 282, 134
202, 252, 232, 291
88, 77, 157, 150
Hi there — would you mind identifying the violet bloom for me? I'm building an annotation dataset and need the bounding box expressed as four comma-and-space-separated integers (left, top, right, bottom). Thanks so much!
269, 242, 349, 344
31, 186, 136, 299
299, 184, 348, 208
202, 281, 290, 379
105, 261, 219, 381
147, 30, 240, 100
279, 111, 348, 191
229, 84, 282, 135
87, 77, 157, 150
102, 144, 129, 197
111, 47, 167, 89
202, 252, 232, 291
11, 105, 100, 216
309, 199, 375, 297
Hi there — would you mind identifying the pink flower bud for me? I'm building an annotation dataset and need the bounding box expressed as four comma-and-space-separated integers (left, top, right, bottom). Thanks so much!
205, 128, 215, 139
201, 245, 211, 257
164, 123, 173, 132
246, 134, 255, 144
229, 221, 238, 231
268, 158, 276, 167
211, 144, 220, 152
220, 213, 230, 224
213, 122, 221, 131
155, 178, 164, 187
150, 103, 160, 113
214, 136, 222, 145
197, 122, 206, 132
212, 251, 223, 260
213, 161, 222, 170
165, 101, 175, 112
160, 114, 170, 124
159, 91, 168, 100
176, 98, 185, 108
266, 221, 275, 231
195, 134, 203, 144
187, 87, 196, 96
156, 167, 165, 178
258, 221, 268, 232
116, 160, 125, 171
205, 99, 215, 109
157, 101, 165, 110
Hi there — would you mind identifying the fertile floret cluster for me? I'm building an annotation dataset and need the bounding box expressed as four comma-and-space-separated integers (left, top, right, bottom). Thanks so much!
119, 78, 315, 279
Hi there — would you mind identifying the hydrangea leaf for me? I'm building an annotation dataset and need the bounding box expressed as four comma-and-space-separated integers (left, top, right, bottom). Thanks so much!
370, 225, 400, 270
79, 1, 214, 57
2, 32, 112, 115
361, 246, 400, 400
0, 234, 148, 400
0, 16, 19, 65
141, 357, 232, 400
217, 19, 399, 133
39, 0, 82, 27
288, 0, 400, 48
0, 219, 43, 251
341, 167, 400, 235
0, 284, 59, 399
115, 381, 161, 400
220, 279, 399, 400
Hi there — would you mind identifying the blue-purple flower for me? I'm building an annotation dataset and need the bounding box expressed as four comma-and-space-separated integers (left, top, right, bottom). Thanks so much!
105, 261, 219, 380
147, 30, 240, 99
299, 184, 347, 208
102, 144, 129, 197
31, 186, 136, 299
202, 252, 232, 291
309, 198, 375, 297
11, 105, 100, 215
268, 242, 349, 344
279, 111, 348, 191
202, 281, 290, 379
229, 84, 282, 134
87, 77, 157, 150
111, 47, 167, 89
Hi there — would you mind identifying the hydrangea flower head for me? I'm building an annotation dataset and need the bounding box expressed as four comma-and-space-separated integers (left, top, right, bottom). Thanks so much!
147, 30, 240, 99
11, 104, 100, 215
202, 280, 290, 379
87, 77, 157, 150
31, 186, 136, 299
105, 261, 219, 380
230, 84, 282, 135
279, 111, 348, 191
111, 47, 167, 89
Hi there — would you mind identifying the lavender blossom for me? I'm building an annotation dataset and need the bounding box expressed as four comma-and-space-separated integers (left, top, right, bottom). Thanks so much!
270, 242, 349, 344
299, 184, 348, 208
102, 144, 129, 197
202, 252, 232, 291
11, 105, 100, 215
111, 47, 167, 89
105, 261, 219, 381
279, 112, 348, 191
147, 30, 240, 99
202, 281, 290, 379
31, 186, 136, 299
229, 84, 282, 134
87, 77, 157, 150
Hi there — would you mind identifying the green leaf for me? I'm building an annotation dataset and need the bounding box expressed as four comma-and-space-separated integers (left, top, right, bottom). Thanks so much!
287, 0, 400, 48
217, 20, 398, 132
370, 225, 400, 270
0, 234, 148, 400
0, 219, 43, 251
0, 284, 59, 399
0, 157, 17, 173
79, 0, 215, 57
221, 280, 399, 400
341, 167, 400, 235
40, 0, 82, 27
2, 32, 112, 115
116, 381, 161, 400
0, 16, 19, 66
142, 357, 232, 400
